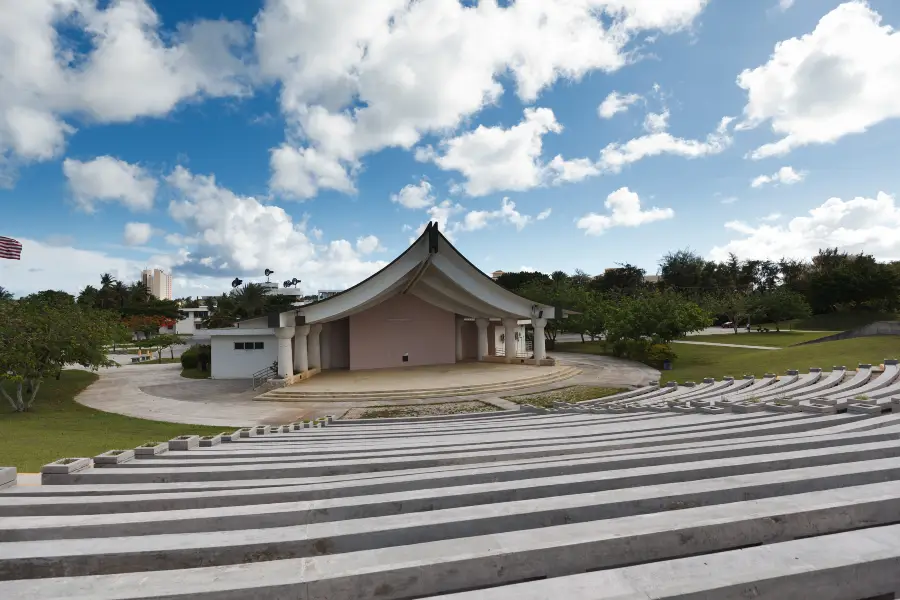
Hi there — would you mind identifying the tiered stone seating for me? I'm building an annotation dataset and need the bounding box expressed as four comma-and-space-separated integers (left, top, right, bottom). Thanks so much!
1, 370, 900, 598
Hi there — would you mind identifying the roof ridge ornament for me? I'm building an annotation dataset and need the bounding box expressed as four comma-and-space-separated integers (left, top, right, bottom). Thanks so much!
428, 220, 439, 254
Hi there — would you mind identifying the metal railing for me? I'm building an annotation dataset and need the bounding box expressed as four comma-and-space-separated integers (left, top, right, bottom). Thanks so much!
252, 366, 277, 389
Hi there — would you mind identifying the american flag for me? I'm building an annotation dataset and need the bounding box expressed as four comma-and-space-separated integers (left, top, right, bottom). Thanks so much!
0, 236, 22, 260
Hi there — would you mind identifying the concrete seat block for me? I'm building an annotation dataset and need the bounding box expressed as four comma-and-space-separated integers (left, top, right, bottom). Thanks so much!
801, 403, 837, 414
238, 428, 257, 438
168, 436, 200, 451
765, 402, 800, 413
699, 406, 726, 414
199, 435, 223, 448
40, 458, 91, 475
732, 403, 764, 413
848, 404, 884, 415
134, 442, 168, 456
0, 467, 16, 490
93, 450, 135, 465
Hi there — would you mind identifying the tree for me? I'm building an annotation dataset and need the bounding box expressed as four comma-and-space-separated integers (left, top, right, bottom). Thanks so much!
0, 298, 117, 411
703, 289, 750, 334
494, 271, 550, 292
604, 291, 710, 358
139, 333, 186, 362
591, 263, 647, 294
748, 288, 812, 331
0, 286, 13, 301
658, 248, 706, 291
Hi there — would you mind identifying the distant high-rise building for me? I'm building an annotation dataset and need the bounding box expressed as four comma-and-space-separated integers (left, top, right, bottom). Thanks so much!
141, 268, 173, 300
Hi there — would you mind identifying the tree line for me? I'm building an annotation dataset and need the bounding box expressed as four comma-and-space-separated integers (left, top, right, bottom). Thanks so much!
497, 247, 900, 364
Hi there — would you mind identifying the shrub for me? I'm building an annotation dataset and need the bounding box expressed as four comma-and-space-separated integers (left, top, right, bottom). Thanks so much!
180, 347, 199, 369
645, 343, 677, 366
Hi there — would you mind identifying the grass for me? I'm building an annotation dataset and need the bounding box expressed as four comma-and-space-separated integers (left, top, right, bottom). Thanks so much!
355, 402, 496, 419
0, 370, 229, 472
681, 331, 837, 347
555, 337, 900, 385
774, 311, 899, 332
505, 386, 626, 409
180, 367, 210, 379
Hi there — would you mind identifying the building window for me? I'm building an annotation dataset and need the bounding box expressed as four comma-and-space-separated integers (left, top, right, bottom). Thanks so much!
234, 341, 265, 350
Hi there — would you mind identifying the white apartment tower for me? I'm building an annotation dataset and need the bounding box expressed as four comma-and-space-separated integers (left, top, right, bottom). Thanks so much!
141, 268, 173, 300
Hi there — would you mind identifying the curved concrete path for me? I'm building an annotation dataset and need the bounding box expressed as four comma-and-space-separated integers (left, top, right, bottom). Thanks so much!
74, 355, 658, 427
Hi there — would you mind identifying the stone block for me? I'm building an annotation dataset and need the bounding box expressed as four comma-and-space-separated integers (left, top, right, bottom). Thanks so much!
40, 457, 91, 475
254, 426, 268, 436
732, 402, 764, 413
885, 359, 899, 366
134, 442, 168, 456
280, 425, 292, 433
801, 403, 837, 414
199, 435, 223, 448
0, 467, 16, 490
699, 406, 726, 414
671, 405, 695, 414
93, 449, 135, 465
688, 399, 711, 408
786, 369, 800, 375
848, 403, 883, 415
765, 402, 800, 413
168, 435, 200, 451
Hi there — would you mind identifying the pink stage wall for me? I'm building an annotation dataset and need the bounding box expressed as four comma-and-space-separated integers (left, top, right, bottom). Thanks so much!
348, 294, 456, 370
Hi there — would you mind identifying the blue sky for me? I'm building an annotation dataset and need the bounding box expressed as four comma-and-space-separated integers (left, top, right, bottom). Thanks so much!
2, 0, 900, 298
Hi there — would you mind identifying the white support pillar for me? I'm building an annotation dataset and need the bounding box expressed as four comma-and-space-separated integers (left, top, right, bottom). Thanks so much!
475, 318, 489, 361
293, 325, 310, 373
308, 323, 323, 370
503, 318, 518, 363
455, 317, 465, 362
531, 317, 547, 361
275, 326, 295, 379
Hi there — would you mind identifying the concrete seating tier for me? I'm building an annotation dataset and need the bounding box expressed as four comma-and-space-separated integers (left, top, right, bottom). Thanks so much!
255, 364, 581, 401
2, 387, 900, 598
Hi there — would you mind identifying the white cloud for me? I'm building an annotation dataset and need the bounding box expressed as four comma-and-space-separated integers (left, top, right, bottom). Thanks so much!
355, 235, 383, 254
545, 156, 602, 185
577, 187, 675, 235
598, 91, 643, 119
709, 191, 900, 261
737, 2, 900, 158
165, 166, 386, 292
760, 212, 783, 222
537, 208, 552, 221
643, 109, 670, 133
458, 198, 537, 232
391, 179, 435, 209
254, 0, 711, 198
269, 144, 356, 199
0, 0, 251, 183
751, 166, 807, 188
721, 196, 739, 205
778, 0, 795, 10
63, 156, 158, 213
124, 222, 153, 246
598, 116, 734, 173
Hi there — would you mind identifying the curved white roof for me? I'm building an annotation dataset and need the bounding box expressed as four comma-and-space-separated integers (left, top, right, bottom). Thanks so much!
289, 222, 558, 325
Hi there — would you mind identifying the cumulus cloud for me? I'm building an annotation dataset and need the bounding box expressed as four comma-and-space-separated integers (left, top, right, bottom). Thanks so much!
598, 91, 643, 119
751, 166, 806, 188
536, 208, 552, 221
598, 116, 734, 173
124, 222, 153, 246
457, 198, 543, 233
737, 2, 900, 158
255, 0, 711, 198
165, 166, 386, 292
0, 0, 251, 183
576, 187, 675, 235
63, 156, 158, 212
355, 235, 383, 254
391, 179, 435, 209
709, 191, 900, 261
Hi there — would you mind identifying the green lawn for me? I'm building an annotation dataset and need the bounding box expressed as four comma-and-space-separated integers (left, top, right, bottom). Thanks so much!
682, 331, 836, 347
773, 311, 899, 332
0, 371, 229, 472
556, 337, 900, 385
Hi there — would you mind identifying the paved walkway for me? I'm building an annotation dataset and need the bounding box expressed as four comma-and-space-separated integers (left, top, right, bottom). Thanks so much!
73, 354, 659, 427
671, 340, 780, 350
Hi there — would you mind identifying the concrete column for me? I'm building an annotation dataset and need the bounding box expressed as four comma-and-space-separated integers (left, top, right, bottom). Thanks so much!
308, 323, 323, 370
475, 318, 489, 361
503, 318, 518, 362
275, 326, 295, 378
531, 317, 547, 361
293, 325, 310, 373
455, 317, 465, 362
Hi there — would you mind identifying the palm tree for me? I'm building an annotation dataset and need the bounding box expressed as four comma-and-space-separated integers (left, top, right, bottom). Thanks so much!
231, 283, 267, 319
128, 281, 151, 304
0, 286, 12, 301
100, 273, 116, 289
77, 285, 99, 306
112, 281, 129, 309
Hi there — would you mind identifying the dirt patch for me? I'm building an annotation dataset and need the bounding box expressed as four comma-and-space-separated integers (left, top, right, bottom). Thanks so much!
344, 401, 497, 420
504, 385, 626, 408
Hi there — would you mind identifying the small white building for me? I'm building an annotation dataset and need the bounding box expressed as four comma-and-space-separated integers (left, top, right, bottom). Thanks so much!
159, 306, 210, 336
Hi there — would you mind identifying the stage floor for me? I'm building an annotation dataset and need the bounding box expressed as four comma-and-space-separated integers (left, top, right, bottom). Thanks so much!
255, 362, 580, 401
